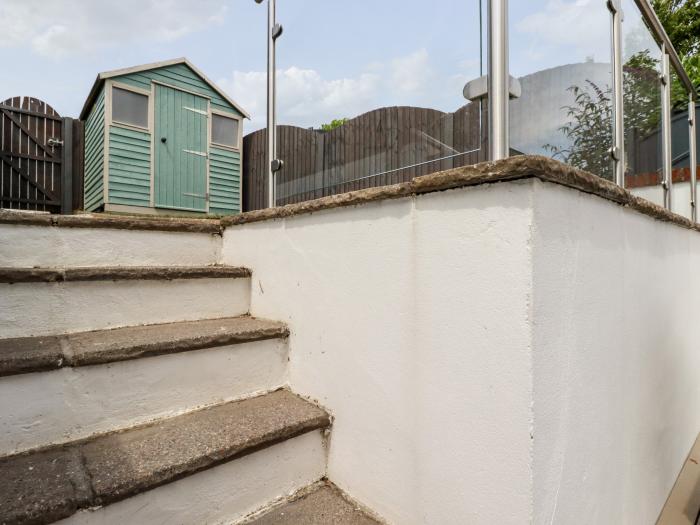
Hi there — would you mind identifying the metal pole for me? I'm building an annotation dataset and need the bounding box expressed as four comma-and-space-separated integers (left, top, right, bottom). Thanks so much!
266, 0, 276, 207
690, 98, 697, 222
660, 48, 672, 210
608, 0, 625, 187
487, 0, 509, 160
257, 0, 283, 208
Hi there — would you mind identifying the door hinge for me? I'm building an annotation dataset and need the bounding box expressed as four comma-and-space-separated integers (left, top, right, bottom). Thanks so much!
182, 192, 209, 200
182, 106, 208, 116
183, 149, 207, 158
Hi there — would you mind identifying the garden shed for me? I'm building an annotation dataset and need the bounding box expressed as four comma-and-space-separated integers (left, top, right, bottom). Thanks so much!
79, 58, 248, 216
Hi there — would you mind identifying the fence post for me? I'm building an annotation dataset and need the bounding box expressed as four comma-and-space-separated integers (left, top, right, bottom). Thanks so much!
61, 117, 73, 214
487, 0, 509, 160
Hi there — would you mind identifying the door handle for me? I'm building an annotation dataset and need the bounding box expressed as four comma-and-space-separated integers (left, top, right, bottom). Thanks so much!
161, 137, 167, 143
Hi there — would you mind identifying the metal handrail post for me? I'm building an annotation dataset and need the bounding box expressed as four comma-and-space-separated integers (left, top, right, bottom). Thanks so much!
487, 0, 509, 160
608, 0, 625, 187
256, 0, 283, 208
690, 98, 698, 222
660, 48, 672, 210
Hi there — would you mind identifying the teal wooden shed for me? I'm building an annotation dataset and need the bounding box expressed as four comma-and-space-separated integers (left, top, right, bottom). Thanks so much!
79, 58, 248, 216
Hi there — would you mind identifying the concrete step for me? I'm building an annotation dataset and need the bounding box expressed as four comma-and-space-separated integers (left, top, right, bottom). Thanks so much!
0, 210, 222, 268
0, 316, 289, 455
0, 390, 330, 525
0, 266, 251, 338
242, 482, 383, 525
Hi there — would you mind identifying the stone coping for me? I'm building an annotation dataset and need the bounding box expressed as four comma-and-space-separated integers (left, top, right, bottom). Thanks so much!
0, 390, 330, 525
221, 156, 697, 232
0, 315, 288, 377
0, 210, 222, 234
1, 157, 695, 234
0, 265, 251, 284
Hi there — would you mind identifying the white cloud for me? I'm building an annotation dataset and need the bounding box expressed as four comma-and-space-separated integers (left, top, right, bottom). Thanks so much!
220, 49, 450, 131
0, 0, 227, 58
516, 0, 610, 66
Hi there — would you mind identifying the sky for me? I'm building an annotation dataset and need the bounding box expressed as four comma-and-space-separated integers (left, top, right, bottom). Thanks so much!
0, 0, 636, 133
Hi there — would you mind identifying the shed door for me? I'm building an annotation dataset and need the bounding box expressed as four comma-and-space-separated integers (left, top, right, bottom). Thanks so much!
154, 84, 208, 212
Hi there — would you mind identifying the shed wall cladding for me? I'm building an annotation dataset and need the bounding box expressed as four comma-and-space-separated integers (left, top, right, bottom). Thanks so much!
210, 147, 241, 214
84, 89, 105, 211
95, 62, 243, 215
114, 64, 243, 116
108, 125, 151, 206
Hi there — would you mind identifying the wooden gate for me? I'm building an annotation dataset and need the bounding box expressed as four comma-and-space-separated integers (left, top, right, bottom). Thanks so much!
0, 96, 77, 213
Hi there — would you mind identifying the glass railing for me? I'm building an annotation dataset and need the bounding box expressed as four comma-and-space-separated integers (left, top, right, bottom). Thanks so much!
509, 1, 613, 179
622, 0, 664, 206
245, 0, 697, 220
243, 0, 486, 210
669, 68, 694, 220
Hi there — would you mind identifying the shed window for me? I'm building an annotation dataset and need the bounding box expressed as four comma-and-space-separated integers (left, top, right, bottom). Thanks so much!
211, 114, 240, 148
112, 87, 149, 129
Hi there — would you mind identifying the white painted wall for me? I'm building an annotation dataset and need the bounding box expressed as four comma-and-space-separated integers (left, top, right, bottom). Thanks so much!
0, 277, 250, 338
0, 339, 288, 455
0, 224, 221, 268
223, 178, 700, 524
631, 181, 694, 220
223, 183, 536, 524
531, 180, 700, 524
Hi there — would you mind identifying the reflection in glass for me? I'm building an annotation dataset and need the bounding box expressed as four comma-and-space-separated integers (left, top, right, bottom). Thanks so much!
622, 0, 664, 206
509, 1, 613, 179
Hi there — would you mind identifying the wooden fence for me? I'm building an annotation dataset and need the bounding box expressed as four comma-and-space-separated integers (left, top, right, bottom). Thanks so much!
243, 102, 488, 211
0, 96, 84, 214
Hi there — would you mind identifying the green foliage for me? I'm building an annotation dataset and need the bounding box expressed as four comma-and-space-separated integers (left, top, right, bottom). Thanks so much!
652, 0, 700, 104
321, 118, 348, 132
545, 82, 614, 180
546, 51, 662, 180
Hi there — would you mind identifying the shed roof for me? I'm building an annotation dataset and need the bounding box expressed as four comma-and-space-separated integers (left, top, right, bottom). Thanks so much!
79, 57, 250, 120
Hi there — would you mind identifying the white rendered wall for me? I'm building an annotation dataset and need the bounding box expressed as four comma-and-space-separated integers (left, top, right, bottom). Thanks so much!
223, 182, 536, 524
631, 181, 694, 220
223, 179, 700, 524
0, 225, 221, 268
531, 180, 700, 524
0, 339, 288, 455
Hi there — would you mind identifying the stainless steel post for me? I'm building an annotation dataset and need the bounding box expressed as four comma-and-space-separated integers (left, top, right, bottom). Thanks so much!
256, 0, 282, 207
690, 98, 697, 222
660, 48, 672, 210
487, 0, 509, 160
608, 0, 625, 187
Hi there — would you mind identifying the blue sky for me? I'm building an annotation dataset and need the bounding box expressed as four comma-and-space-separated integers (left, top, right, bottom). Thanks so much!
0, 0, 623, 132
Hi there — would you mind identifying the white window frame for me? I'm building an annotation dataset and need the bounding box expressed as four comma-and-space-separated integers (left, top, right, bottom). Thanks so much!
209, 109, 242, 151
108, 80, 153, 133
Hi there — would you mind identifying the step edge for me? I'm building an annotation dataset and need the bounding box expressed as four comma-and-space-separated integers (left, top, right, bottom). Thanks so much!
1, 390, 331, 525
0, 316, 288, 378
0, 265, 251, 284
0, 210, 222, 234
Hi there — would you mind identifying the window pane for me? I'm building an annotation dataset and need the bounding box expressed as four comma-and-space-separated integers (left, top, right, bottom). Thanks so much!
112, 87, 148, 128
212, 114, 239, 147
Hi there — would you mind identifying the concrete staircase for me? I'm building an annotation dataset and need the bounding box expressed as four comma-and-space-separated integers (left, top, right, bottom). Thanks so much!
0, 216, 381, 525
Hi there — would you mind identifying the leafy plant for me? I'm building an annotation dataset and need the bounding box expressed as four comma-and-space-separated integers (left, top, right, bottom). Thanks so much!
321, 118, 348, 132
545, 51, 662, 180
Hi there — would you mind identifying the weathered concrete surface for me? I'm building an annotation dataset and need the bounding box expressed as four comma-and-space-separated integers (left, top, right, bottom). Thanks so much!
221, 155, 698, 232
0, 390, 330, 524
2, 157, 695, 235
246, 482, 382, 525
0, 265, 251, 284
0, 210, 222, 234
0, 448, 91, 525
0, 316, 287, 376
